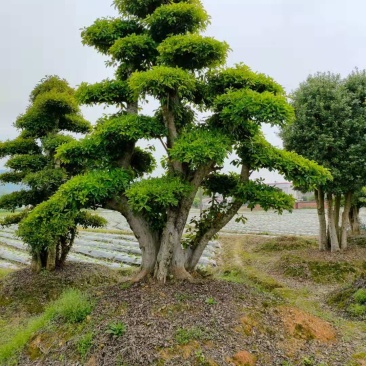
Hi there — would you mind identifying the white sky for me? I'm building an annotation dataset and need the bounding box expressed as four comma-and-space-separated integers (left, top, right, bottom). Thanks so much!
1, 0, 365, 181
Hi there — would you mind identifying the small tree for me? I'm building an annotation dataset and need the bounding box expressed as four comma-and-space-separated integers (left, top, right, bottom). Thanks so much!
0, 76, 106, 272
281, 71, 366, 251
18, 0, 330, 281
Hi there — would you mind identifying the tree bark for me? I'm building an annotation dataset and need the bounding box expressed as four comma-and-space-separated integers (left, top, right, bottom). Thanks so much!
327, 193, 340, 252
154, 210, 179, 283
315, 188, 327, 251
106, 196, 160, 281
46, 246, 57, 271
186, 164, 250, 271
334, 194, 341, 241
349, 205, 361, 235
31, 253, 42, 273
340, 191, 352, 250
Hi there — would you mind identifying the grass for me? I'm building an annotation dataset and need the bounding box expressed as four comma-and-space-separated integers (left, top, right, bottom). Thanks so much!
76, 332, 94, 360
106, 322, 127, 338
0, 268, 13, 280
278, 254, 358, 283
256, 236, 317, 252
175, 327, 210, 345
0, 289, 93, 364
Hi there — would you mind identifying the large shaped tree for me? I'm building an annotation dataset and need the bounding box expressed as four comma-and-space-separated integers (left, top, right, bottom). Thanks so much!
18, 0, 330, 282
0, 76, 105, 272
281, 71, 366, 252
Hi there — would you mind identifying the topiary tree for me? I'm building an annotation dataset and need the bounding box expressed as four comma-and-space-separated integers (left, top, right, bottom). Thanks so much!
0, 76, 106, 272
18, 0, 330, 282
281, 71, 366, 251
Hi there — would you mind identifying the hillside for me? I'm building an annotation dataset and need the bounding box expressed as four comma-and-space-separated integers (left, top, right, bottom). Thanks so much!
0, 234, 365, 366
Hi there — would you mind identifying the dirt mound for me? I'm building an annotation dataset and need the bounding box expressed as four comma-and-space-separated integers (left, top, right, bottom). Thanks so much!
11, 279, 355, 366
0, 263, 122, 315
279, 306, 336, 342
256, 236, 317, 252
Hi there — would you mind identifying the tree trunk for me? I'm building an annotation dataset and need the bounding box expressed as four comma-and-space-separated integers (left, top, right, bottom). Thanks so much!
46, 246, 57, 271
340, 191, 352, 250
327, 193, 340, 252
31, 253, 42, 273
349, 205, 361, 235
155, 211, 178, 283
315, 188, 327, 251
334, 194, 341, 241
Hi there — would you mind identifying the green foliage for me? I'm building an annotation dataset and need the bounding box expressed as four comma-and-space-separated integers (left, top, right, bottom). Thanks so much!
235, 180, 295, 213
0, 210, 29, 227
76, 80, 132, 106
41, 134, 75, 154
23, 168, 67, 192
158, 34, 229, 70
256, 236, 317, 252
0, 190, 38, 211
51, 289, 92, 323
353, 289, 366, 304
81, 17, 144, 54
205, 297, 217, 305
126, 176, 192, 212
109, 34, 158, 70
238, 135, 332, 191
76, 211, 107, 229
113, 0, 199, 19
30, 75, 74, 103
5, 154, 48, 173
57, 114, 165, 169
279, 255, 357, 283
281, 71, 366, 194
0, 138, 41, 158
76, 332, 93, 360
175, 326, 210, 345
147, 2, 209, 42
205, 64, 285, 103
129, 66, 197, 100
215, 88, 294, 128
0, 171, 26, 184
0, 289, 92, 364
18, 169, 132, 253
169, 128, 232, 169
106, 322, 127, 338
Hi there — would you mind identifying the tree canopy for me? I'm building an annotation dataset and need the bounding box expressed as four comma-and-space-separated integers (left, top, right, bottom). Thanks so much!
281, 71, 366, 251
18, 0, 330, 282
0, 76, 106, 272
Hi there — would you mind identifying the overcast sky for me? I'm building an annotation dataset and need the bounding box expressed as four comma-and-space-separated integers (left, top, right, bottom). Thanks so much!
1, 0, 365, 181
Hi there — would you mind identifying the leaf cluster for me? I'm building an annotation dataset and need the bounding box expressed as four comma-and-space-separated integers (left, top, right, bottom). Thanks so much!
158, 34, 229, 70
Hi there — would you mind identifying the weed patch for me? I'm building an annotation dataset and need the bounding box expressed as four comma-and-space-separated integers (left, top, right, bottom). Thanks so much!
0, 289, 93, 364
278, 254, 357, 283
328, 274, 366, 320
256, 236, 317, 252
175, 327, 211, 345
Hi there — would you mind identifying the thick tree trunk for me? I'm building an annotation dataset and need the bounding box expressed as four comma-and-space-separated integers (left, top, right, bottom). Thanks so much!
106, 196, 160, 281
327, 193, 340, 252
349, 205, 361, 235
315, 188, 327, 251
340, 191, 352, 250
155, 211, 179, 283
